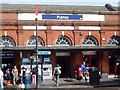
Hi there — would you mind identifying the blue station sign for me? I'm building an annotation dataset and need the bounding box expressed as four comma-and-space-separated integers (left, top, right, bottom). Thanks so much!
42, 14, 83, 20
38, 51, 51, 55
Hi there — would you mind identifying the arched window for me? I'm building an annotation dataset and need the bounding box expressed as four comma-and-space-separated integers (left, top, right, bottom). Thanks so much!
0, 36, 15, 47
27, 36, 44, 46
82, 36, 98, 46
56, 36, 72, 46
108, 36, 120, 46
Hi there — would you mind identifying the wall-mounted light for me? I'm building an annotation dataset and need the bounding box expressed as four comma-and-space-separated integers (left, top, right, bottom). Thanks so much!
4, 31, 7, 36
79, 32, 82, 36
62, 31, 64, 36
102, 37, 105, 40
88, 31, 91, 36
20, 52, 22, 58
109, 56, 111, 58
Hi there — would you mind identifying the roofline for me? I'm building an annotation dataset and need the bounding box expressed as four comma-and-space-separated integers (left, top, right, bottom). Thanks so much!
1, 10, 119, 15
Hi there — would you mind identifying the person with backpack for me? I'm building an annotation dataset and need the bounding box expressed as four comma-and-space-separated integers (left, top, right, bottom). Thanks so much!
53, 64, 61, 86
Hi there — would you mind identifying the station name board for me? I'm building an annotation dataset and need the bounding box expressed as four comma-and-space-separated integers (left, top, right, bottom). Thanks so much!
82, 51, 96, 55
42, 14, 83, 20
0, 52, 14, 58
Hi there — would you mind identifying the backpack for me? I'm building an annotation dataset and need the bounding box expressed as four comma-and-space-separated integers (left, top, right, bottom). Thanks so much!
54, 67, 61, 75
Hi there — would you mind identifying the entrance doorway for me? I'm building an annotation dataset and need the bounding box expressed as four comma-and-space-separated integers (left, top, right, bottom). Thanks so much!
56, 56, 71, 78
116, 56, 120, 75
84, 56, 97, 67
2, 58, 15, 70
109, 56, 116, 74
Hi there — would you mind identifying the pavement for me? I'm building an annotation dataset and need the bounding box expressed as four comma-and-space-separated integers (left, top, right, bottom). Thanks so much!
4, 77, 120, 89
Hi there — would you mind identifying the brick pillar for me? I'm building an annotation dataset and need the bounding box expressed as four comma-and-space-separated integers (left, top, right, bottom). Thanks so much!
46, 26, 53, 46
50, 51, 56, 75
101, 51, 109, 74
100, 31, 106, 45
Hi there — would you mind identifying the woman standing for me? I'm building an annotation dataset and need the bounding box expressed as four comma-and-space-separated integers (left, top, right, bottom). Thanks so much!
5, 68, 11, 86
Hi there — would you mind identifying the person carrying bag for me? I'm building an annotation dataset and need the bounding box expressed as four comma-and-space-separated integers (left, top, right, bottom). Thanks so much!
53, 64, 61, 86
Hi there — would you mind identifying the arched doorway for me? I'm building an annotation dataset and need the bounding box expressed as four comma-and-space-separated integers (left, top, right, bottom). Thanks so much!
55, 36, 72, 77
82, 36, 98, 68
108, 36, 120, 75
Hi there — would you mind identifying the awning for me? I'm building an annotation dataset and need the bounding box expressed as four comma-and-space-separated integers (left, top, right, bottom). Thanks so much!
0, 45, 120, 51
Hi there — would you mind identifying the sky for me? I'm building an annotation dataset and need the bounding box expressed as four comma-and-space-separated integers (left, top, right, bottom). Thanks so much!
0, 0, 119, 6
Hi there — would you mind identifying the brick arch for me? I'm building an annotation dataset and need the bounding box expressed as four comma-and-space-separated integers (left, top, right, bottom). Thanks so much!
107, 35, 120, 45
80, 35, 99, 46
53, 35, 73, 46
25, 35, 45, 46
0, 36, 16, 46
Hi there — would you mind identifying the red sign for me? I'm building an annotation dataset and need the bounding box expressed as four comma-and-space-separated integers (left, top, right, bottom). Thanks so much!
35, 6, 38, 16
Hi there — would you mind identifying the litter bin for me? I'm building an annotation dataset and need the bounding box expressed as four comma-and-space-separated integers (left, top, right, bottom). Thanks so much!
24, 74, 31, 89
89, 67, 100, 86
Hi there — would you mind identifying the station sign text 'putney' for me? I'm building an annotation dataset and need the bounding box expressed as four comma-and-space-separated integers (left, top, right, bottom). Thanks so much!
42, 14, 83, 20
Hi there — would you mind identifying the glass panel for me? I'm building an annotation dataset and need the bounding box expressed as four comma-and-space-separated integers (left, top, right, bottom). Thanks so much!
0, 37, 15, 47
27, 36, 44, 46
108, 36, 120, 45
56, 36, 72, 46
83, 36, 98, 45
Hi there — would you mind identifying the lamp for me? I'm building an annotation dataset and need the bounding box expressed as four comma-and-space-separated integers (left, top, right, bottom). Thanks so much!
79, 32, 82, 36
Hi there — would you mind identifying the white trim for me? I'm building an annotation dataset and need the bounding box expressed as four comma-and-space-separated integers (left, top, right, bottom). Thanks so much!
18, 13, 42, 20
23, 26, 47, 30
51, 26, 74, 30
18, 13, 104, 21
23, 26, 101, 30
83, 14, 104, 21
4, 31, 7, 36
79, 26, 101, 30
88, 31, 91, 36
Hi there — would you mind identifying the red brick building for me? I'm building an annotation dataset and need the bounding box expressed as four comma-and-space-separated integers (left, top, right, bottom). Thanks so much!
0, 4, 120, 78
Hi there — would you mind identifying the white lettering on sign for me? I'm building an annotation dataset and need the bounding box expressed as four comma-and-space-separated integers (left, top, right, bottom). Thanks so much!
82, 51, 96, 55
57, 15, 69, 20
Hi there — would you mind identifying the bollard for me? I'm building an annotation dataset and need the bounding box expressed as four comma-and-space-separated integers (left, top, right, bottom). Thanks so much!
24, 74, 31, 90
32, 74, 36, 85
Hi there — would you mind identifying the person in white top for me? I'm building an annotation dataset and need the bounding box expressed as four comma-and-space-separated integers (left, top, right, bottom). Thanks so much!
0, 68, 4, 90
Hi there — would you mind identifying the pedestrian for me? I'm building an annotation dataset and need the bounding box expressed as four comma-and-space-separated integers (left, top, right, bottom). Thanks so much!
12, 65, 18, 85
53, 64, 61, 86
20, 67, 27, 84
80, 62, 88, 81
0, 68, 4, 90
5, 68, 11, 86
